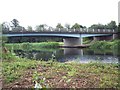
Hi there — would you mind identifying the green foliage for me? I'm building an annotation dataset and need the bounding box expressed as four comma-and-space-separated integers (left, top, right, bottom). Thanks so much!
1, 36, 8, 43
89, 21, 117, 30
106, 21, 117, 30
5, 43, 21, 51
35, 24, 45, 32
3, 58, 37, 83
5, 42, 60, 51
3, 55, 119, 88
90, 40, 120, 50
21, 42, 33, 51
27, 26, 33, 31
89, 23, 105, 29
83, 38, 92, 44
11, 19, 19, 28
33, 71, 48, 88
56, 23, 63, 29
67, 68, 77, 77
71, 23, 83, 29
32, 42, 59, 48
2, 52, 16, 61
2, 41, 119, 88
1, 22, 10, 33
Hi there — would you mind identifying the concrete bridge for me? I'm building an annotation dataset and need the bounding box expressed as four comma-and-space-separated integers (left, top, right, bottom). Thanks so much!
2, 29, 118, 46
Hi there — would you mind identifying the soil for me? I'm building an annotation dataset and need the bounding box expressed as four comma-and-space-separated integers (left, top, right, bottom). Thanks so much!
2, 65, 100, 89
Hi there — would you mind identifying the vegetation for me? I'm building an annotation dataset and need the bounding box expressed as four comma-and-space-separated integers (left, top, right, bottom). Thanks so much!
1, 19, 119, 88
27, 26, 33, 31
5, 42, 60, 51
3, 56, 38, 83
89, 21, 117, 30
71, 23, 85, 29
56, 23, 64, 29
2, 52, 119, 88
89, 40, 120, 50
64, 24, 71, 29
2, 39, 120, 88
89, 39, 120, 56
1, 43, 119, 89
1, 19, 118, 33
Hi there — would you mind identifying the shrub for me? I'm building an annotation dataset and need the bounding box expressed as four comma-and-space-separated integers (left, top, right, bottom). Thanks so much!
90, 40, 120, 50
21, 42, 33, 51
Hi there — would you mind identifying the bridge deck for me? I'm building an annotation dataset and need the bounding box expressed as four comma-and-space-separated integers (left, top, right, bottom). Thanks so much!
2, 33, 112, 38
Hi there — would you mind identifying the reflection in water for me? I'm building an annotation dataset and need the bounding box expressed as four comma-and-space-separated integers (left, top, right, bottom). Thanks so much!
64, 48, 83, 56
14, 48, 118, 63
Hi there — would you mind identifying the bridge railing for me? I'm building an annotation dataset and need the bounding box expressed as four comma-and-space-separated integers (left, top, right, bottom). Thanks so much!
3, 28, 117, 34
85, 29, 116, 33
45, 28, 116, 33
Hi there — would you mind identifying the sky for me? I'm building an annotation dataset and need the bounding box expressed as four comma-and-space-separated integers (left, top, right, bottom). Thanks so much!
0, 0, 119, 29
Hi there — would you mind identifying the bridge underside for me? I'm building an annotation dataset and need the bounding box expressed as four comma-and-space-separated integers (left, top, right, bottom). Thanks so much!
5, 33, 118, 46
7, 36, 83, 46
93, 34, 118, 41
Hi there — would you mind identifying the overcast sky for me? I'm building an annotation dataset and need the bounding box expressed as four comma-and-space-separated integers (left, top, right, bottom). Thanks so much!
0, 0, 119, 29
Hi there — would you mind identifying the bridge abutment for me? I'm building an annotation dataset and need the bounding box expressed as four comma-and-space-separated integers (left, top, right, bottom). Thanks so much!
63, 37, 83, 46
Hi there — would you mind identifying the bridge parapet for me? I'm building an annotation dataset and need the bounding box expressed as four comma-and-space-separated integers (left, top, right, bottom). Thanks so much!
45, 28, 116, 33
3, 28, 117, 34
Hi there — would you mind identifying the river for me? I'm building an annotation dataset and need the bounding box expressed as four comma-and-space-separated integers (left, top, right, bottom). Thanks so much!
14, 48, 119, 63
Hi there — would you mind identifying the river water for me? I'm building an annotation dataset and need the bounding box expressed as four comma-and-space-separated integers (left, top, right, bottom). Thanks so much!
14, 48, 119, 63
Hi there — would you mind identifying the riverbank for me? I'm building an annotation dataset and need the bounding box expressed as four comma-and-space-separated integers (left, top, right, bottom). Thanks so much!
5, 42, 61, 51
2, 52, 119, 88
89, 40, 120, 56
5, 39, 120, 51
89, 39, 120, 50
2, 40, 120, 88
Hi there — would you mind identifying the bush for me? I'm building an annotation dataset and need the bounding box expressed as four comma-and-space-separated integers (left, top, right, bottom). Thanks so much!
21, 42, 33, 51
90, 40, 120, 50
32, 42, 59, 48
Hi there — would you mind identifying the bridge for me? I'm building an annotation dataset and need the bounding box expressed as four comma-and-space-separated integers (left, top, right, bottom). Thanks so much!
2, 29, 118, 46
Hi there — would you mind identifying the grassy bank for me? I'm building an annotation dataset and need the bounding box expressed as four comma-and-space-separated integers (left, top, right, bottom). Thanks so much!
5, 42, 61, 51
89, 40, 120, 50
2, 52, 120, 88
2, 40, 120, 88
2, 52, 38, 83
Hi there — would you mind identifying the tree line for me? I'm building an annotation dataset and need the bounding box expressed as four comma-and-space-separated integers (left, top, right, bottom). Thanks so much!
1, 19, 118, 33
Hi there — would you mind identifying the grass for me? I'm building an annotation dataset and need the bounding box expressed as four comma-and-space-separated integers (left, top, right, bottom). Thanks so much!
5, 42, 60, 51
89, 40, 120, 55
90, 40, 120, 50
2, 55, 38, 83
2, 52, 119, 88
2, 40, 120, 88
39, 61, 119, 88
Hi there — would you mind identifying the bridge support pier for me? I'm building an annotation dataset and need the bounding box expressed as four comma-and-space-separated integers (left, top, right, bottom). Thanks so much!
93, 36, 98, 41
112, 34, 118, 39
63, 37, 82, 46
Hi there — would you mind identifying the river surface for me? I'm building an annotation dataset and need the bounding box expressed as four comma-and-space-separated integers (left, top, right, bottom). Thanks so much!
14, 48, 119, 63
